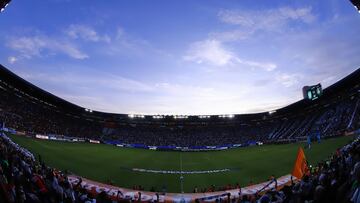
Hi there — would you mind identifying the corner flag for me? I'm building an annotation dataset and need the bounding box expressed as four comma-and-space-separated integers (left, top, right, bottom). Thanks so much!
291, 147, 309, 179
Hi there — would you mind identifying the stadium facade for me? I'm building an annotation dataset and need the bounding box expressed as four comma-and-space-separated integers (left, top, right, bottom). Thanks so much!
1, 64, 360, 202
0, 64, 360, 149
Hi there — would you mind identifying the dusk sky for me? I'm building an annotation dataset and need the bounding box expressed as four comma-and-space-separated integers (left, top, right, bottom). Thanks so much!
1, 0, 360, 115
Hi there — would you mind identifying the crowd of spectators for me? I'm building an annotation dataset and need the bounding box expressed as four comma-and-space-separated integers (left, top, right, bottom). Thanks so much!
0, 133, 117, 203
1, 70, 360, 202
235, 134, 360, 203
103, 96, 360, 146
0, 87, 103, 139
194, 135, 360, 203
2, 130, 360, 203
0, 72, 360, 147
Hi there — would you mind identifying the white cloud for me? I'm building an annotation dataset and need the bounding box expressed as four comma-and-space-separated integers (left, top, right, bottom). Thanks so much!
16, 64, 304, 115
22, 71, 153, 93
234, 58, 277, 71
279, 7, 316, 23
101, 26, 169, 58
218, 10, 255, 27
209, 30, 252, 42
116, 27, 125, 40
7, 56, 17, 64
183, 39, 277, 71
65, 24, 111, 43
55, 43, 89, 59
131, 81, 297, 115
218, 7, 315, 32
154, 82, 216, 99
183, 39, 234, 66
7, 37, 45, 58
211, 7, 315, 42
7, 35, 88, 59
275, 73, 302, 87
112, 27, 152, 51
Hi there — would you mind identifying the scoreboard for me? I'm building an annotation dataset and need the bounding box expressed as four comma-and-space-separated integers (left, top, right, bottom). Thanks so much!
303, 84, 322, 100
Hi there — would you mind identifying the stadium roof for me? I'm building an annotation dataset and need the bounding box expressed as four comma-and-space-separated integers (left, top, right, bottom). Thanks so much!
0, 64, 359, 122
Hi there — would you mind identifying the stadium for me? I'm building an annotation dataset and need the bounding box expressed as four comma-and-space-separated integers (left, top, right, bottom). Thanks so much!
1, 1, 360, 203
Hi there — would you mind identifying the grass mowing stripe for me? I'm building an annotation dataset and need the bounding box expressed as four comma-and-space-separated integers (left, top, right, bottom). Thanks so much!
8, 134, 355, 193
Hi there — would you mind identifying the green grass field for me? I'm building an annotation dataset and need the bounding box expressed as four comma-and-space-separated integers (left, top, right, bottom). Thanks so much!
9, 134, 355, 193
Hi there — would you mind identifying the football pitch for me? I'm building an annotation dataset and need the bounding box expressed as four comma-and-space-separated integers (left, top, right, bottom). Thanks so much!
9, 134, 355, 193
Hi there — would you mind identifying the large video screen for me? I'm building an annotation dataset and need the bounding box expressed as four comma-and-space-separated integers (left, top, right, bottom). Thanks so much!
303, 84, 322, 100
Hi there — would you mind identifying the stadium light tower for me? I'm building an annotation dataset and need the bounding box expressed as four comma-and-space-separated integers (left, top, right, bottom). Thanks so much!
0, 0, 11, 13
350, 0, 360, 12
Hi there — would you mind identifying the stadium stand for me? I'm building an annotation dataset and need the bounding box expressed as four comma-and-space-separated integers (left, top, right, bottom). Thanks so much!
1, 64, 360, 202
0, 64, 359, 148
2, 131, 360, 202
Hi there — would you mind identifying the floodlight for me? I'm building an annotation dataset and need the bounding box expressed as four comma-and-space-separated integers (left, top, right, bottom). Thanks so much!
268, 110, 276, 115
350, 0, 360, 12
0, 0, 11, 13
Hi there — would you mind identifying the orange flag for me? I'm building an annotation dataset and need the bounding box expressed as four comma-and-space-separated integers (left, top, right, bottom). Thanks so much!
291, 147, 309, 179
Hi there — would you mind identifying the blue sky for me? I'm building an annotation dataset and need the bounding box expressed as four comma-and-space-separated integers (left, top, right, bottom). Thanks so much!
1, 0, 360, 115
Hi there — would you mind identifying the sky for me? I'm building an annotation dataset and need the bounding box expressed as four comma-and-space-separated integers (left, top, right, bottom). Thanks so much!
0, 0, 360, 115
